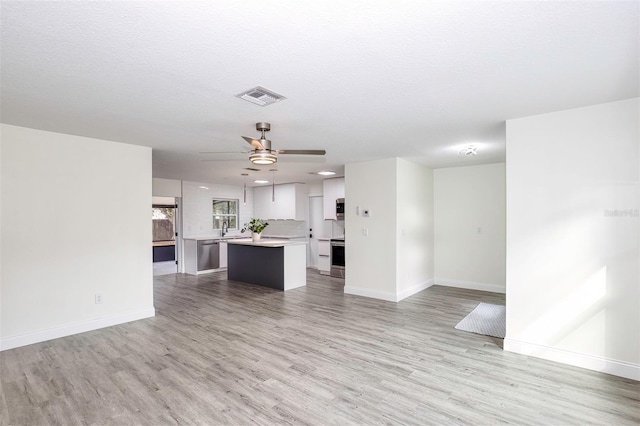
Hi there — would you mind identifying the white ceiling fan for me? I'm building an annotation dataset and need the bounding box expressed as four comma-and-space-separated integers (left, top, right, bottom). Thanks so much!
201, 122, 326, 165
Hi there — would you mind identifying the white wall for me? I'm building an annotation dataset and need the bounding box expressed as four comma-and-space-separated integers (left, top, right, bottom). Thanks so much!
345, 158, 434, 301
396, 158, 434, 299
505, 98, 639, 380
152, 196, 175, 205
181, 180, 253, 238
345, 158, 398, 299
434, 163, 506, 293
0, 124, 154, 350
0, 131, 3, 335
153, 177, 182, 197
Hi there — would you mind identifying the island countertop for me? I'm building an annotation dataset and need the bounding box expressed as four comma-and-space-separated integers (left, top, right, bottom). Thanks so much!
226, 239, 307, 248
182, 235, 245, 241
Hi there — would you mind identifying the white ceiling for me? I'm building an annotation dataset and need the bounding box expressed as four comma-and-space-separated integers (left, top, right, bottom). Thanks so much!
1, 1, 638, 186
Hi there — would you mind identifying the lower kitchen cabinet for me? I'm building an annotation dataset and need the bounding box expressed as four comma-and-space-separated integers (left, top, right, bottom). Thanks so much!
318, 239, 331, 275
152, 243, 175, 262
219, 241, 228, 268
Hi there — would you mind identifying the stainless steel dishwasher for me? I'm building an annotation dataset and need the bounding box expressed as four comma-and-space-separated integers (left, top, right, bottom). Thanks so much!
197, 240, 220, 271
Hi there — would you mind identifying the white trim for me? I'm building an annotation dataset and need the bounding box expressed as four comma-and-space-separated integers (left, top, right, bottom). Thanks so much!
397, 279, 434, 301
345, 279, 434, 302
504, 338, 640, 381
0, 307, 156, 352
434, 278, 505, 294
344, 286, 398, 302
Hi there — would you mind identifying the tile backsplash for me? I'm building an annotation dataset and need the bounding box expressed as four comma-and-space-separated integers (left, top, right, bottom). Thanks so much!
261, 220, 306, 237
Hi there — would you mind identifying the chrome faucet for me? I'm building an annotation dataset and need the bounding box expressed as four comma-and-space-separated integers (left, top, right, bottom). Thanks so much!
221, 221, 228, 237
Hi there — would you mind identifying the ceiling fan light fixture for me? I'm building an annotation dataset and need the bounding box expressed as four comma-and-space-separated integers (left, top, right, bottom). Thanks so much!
249, 151, 277, 165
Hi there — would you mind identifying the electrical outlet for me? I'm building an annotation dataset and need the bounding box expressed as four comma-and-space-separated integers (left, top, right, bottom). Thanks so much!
95, 293, 103, 304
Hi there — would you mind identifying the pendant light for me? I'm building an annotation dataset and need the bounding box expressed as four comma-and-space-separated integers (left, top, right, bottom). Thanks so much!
241, 173, 248, 205
270, 169, 277, 203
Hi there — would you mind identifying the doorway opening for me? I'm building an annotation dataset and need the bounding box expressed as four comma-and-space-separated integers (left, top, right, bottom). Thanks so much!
153, 197, 178, 276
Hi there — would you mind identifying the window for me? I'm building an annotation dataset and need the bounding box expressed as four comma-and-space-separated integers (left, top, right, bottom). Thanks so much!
152, 205, 176, 242
212, 199, 239, 230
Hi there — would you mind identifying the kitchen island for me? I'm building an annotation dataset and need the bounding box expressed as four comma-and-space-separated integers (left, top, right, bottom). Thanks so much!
227, 239, 307, 290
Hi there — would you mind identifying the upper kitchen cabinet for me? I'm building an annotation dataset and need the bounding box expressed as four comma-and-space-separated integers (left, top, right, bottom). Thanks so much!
254, 183, 307, 220
323, 177, 345, 220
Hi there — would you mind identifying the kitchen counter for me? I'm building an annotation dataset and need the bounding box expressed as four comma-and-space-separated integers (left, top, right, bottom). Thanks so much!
183, 235, 305, 241
227, 239, 306, 248
152, 240, 175, 247
317, 235, 344, 241
183, 235, 245, 241
227, 240, 307, 290
260, 234, 306, 239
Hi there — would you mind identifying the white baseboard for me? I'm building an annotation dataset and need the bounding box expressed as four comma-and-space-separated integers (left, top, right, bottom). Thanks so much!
0, 307, 156, 352
397, 279, 434, 301
434, 278, 505, 294
345, 279, 434, 302
344, 285, 398, 302
504, 338, 640, 381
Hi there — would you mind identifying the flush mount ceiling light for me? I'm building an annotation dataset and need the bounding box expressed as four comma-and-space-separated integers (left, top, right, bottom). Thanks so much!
254, 179, 269, 184
459, 145, 478, 156
317, 170, 336, 176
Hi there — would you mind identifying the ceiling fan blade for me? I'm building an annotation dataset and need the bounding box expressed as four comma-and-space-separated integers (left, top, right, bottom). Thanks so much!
199, 151, 248, 154
201, 159, 247, 162
275, 149, 326, 155
242, 136, 265, 150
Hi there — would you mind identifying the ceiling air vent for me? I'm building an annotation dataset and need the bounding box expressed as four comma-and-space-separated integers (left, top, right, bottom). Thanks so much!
236, 86, 286, 107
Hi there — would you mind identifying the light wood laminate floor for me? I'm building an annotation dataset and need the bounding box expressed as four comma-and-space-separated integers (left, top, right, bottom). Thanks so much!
1, 270, 638, 425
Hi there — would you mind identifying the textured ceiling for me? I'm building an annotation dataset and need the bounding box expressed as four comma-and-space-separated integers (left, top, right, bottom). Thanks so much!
1, 1, 638, 186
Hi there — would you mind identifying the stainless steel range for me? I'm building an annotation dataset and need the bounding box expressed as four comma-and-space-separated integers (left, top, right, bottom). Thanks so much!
330, 237, 345, 278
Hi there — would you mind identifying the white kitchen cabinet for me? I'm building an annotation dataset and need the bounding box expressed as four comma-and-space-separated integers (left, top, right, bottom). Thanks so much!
219, 241, 228, 268
322, 177, 345, 220
318, 238, 331, 275
254, 183, 307, 220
